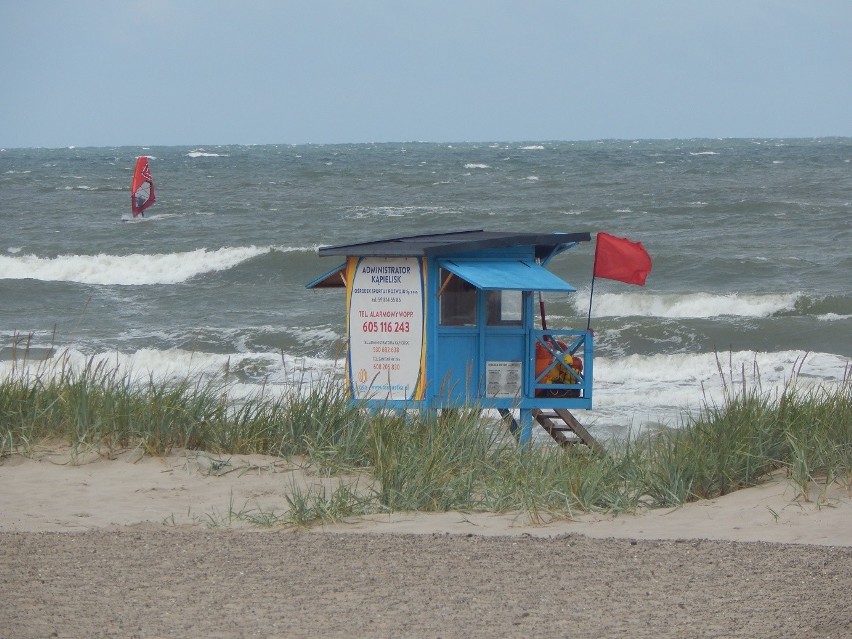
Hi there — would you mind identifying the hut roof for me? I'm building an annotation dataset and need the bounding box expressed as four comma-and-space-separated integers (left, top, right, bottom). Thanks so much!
317, 230, 591, 260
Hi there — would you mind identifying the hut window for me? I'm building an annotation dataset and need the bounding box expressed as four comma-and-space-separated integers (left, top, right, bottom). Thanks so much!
487, 290, 523, 326
439, 269, 477, 326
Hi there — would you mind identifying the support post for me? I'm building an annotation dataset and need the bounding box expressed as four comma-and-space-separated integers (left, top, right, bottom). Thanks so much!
518, 408, 534, 446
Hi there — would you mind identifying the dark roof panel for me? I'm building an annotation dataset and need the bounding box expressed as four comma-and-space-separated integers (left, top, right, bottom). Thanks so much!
317, 230, 591, 259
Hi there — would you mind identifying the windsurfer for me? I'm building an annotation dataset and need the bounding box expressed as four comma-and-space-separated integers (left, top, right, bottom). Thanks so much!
130, 156, 155, 218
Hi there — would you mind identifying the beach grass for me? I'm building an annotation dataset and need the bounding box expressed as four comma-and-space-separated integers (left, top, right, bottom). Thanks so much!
1, 348, 849, 525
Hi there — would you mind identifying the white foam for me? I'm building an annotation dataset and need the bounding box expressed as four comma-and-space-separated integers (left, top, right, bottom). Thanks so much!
590, 350, 848, 435
0, 246, 270, 285
464, 163, 490, 169
580, 291, 800, 319
346, 205, 454, 219
520, 145, 545, 150
187, 150, 228, 158
0, 346, 343, 404
3, 346, 845, 438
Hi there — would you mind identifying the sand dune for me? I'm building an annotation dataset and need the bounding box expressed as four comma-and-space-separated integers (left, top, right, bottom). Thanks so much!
1, 446, 849, 638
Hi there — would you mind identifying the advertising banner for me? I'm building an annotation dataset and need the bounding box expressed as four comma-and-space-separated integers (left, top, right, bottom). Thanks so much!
347, 257, 425, 401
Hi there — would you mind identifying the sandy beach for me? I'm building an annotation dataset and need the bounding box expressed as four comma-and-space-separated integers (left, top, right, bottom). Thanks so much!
2, 445, 850, 638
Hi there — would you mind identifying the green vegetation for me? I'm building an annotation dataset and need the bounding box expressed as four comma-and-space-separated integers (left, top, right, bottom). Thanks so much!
1, 350, 849, 528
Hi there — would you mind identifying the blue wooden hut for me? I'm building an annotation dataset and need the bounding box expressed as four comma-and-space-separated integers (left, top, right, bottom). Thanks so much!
307, 230, 601, 451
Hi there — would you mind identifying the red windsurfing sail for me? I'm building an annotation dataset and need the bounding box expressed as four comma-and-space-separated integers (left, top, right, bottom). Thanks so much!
130, 156, 156, 217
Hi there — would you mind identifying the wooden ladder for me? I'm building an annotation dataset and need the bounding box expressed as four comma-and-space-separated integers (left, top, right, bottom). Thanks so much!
497, 408, 604, 455
532, 408, 605, 455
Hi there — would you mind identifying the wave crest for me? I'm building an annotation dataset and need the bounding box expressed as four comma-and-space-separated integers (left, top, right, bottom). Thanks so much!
581, 291, 800, 318
0, 246, 271, 285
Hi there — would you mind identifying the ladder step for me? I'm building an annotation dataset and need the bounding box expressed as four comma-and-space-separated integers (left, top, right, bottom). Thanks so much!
536, 413, 573, 431
532, 408, 605, 455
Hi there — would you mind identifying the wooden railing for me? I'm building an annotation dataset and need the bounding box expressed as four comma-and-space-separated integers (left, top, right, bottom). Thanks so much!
530, 329, 593, 403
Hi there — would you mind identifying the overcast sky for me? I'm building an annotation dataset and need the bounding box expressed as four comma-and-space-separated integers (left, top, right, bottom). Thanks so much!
2, 1, 850, 148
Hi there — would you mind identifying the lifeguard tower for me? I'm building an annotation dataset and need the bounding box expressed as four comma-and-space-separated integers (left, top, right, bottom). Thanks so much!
307, 230, 602, 452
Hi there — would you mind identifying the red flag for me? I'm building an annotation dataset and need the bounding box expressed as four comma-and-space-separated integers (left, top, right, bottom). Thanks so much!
593, 232, 652, 285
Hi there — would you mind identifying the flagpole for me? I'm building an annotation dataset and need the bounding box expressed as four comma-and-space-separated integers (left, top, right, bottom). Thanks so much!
587, 238, 600, 333
586, 275, 596, 333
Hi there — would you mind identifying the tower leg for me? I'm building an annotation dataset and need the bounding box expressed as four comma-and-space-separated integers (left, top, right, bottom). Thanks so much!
518, 409, 534, 446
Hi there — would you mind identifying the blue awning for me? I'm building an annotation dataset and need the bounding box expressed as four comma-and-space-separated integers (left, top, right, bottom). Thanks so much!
305, 263, 346, 288
438, 259, 576, 292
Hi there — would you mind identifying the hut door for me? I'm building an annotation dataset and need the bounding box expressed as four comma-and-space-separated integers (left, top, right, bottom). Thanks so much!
482, 290, 527, 400
434, 269, 479, 405
433, 278, 529, 405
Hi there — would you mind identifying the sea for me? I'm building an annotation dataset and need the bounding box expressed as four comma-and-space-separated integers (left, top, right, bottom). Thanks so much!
1, 138, 850, 440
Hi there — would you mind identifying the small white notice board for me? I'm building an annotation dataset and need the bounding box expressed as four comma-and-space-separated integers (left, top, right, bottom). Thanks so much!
485, 360, 522, 398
